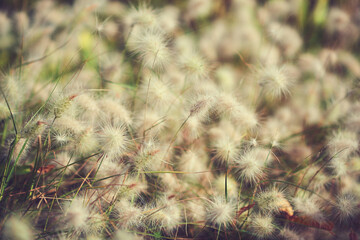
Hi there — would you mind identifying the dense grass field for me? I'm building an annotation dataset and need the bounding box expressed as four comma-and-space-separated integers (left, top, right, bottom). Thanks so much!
0, 0, 360, 239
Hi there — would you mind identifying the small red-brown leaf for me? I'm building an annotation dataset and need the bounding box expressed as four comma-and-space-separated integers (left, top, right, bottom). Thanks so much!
282, 212, 334, 233
69, 94, 77, 100
236, 203, 255, 217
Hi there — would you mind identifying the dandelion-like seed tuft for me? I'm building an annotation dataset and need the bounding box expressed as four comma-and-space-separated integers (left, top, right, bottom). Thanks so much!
258, 65, 292, 99
98, 122, 131, 159
205, 196, 236, 227
128, 27, 170, 70
249, 214, 276, 239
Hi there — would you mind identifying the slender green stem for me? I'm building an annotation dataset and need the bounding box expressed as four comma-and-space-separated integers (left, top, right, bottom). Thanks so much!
1, 120, 8, 146
216, 223, 222, 240
0, 88, 17, 134
0, 135, 20, 202
6, 138, 28, 184
225, 151, 229, 202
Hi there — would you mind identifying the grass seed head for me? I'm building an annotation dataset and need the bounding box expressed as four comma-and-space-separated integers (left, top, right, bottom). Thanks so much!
133, 139, 161, 171
115, 199, 143, 228
248, 213, 276, 239
3, 215, 33, 240
258, 65, 292, 99
333, 193, 360, 223
213, 136, 239, 164
128, 26, 170, 70
146, 197, 182, 232
52, 94, 76, 119
292, 195, 325, 221
124, 3, 158, 29
178, 149, 207, 179
180, 52, 209, 81
63, 197, 90, 233
327, 130, 358, 159
256, 187, 289, 214
235, 148, 267, 184
205, 196, 236, 227
75, 128, 99, 155
97, 96, 132, 126
98, 122, 131, 159
326, 8, 351, 35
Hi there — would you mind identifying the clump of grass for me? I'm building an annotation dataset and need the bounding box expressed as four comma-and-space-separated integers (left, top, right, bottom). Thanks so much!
0, 0, 360, 239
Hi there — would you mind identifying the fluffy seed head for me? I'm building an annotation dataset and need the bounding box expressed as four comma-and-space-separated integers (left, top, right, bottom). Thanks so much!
235, 148, 268, 184
158, 6, 179, 33
97, 96, 132, 126
298, 53, 326, 79
185, 0, 214, 20
133, 139, 161, 171
189, 94, 215, 120
258, 65, 292, 99
185, 200, 206, 222
98, 122, 131, 159
178, 149, 207, 178
215, 65, 236, 92
236, 159, 262, 184
292, 195, 324, 221
53, 131, 73, 146
83, 212, 106, 237
128, 27, 170, 70
74, 93, 100, 122
51, 94, 76, 118
139, 74, 174, 109
346, 111, 360, 132
115, 199, 143, 228
180, 52, 209, 81
125, 3, 158, 28
327, 130, 358, 159
328, 158, 348, 177
326, 8, 350, 35
117, 176, 148, 201
75, 128, 99, 156
213, 136, 239, 164
53, 115, 85, 137
249, 214, 276, 239
256, 187, 290, 214
267, 22, 302, 58
215, 93, 258, 128
183, 116, 204, 141
3, 215, 33, 240
333, 194, 360, 222
205, 196, 236, 227
63, 197, 90, 232
146, 197, 182, 232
